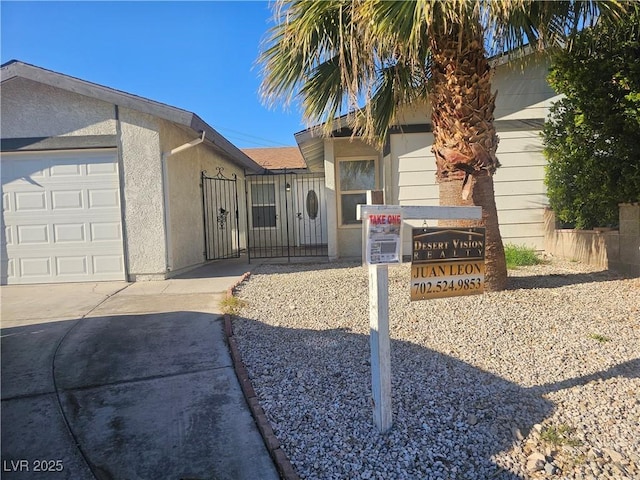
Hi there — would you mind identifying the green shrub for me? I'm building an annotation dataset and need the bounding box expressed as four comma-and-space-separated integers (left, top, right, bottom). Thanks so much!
542, 12, 640, 229
504, 244, 542, 269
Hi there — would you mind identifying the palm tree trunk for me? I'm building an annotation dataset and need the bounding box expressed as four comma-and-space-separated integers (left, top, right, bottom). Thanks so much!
429, 23, 507, 291
438, 177, 507, 291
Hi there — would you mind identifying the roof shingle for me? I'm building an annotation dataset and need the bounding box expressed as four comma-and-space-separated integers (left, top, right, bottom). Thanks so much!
241, 147, 307, 170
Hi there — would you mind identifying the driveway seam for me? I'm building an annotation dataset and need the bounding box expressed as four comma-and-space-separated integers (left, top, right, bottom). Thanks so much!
81, 283, 132, 317
1, 391, 58, 402
57, 364, 235, 393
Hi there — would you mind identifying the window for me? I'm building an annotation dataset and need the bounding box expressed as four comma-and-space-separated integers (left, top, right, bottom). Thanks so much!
337, 158, 376, 225
306, 189, 319, 219
251, 183, 276, 228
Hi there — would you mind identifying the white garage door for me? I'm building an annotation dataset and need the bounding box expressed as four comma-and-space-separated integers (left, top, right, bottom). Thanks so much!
1, 149, 126, 284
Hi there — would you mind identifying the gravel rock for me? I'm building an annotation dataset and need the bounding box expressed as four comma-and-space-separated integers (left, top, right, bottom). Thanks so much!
234, 260, 639, 479
544, 462, 557, 475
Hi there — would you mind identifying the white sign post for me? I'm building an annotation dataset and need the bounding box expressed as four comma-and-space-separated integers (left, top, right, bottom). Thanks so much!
357, 203, 482, 433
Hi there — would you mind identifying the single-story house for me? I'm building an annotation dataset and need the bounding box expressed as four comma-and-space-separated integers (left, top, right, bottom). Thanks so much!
2, 52, 559, 284
1, 60, 265, 285
292, 51, 560, 259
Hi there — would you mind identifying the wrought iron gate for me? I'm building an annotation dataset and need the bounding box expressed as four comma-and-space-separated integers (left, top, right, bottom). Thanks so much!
245, 171, 328, 261
202, 169, 240, 260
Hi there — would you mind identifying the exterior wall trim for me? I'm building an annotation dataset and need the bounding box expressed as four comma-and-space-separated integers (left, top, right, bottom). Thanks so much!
1, 135, 117, 152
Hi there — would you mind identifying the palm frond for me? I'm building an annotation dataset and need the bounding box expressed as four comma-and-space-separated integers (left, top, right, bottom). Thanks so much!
259, 0, 635, 143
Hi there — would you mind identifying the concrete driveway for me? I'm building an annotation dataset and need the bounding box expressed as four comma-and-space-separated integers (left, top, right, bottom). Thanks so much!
1, 260, 279, 480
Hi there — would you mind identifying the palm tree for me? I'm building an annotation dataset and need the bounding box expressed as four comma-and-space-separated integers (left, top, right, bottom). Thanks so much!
259, 0, 631, 291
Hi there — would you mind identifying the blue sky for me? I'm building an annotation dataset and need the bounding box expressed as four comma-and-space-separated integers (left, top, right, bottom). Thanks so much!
1, 1, 306, 148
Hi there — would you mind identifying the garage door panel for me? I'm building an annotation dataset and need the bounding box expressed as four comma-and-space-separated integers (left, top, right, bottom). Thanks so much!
57, 256, 89, 276
16, 224, 49, 245
88, 189, 119, 209
50, 162, 83, 177
93, 255, 124, 274
87, 161, 118, 175
20, 257, 52, 277
15, 191, 47, 211
4, 226, 13, 246
5, 258, 15, 278
6, 160, 47, 182
51, 190, 84, 209
54, 223, 86, 243
1, 149, 125, 284
91, 222, 121, 242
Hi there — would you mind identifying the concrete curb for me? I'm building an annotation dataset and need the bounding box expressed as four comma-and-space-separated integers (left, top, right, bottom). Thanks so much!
223, 273, 301, 480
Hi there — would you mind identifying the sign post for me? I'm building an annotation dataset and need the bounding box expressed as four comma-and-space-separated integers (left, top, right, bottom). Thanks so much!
368, 262, 392, 431
362, 192, 399, 432
357, 203, 482, 433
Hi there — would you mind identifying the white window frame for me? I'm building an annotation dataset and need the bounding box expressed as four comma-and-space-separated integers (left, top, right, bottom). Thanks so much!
336, 156, 378, 228
249, 182, 278, 229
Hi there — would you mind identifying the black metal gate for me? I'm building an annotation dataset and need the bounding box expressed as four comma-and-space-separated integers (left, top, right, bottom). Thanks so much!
202, 169, 240, 260
245, 171, 328, 261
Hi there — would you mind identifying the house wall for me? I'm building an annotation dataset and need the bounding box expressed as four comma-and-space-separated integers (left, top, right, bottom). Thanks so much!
390, 132, 437, 256
1, 77, 116, 137
493, 54, 561, 120
493, 128, 548, 248
356, 55, 554, 258
324, 140, 338, 259
118, 108, 166, 279
159, 120, 247, 274
1, 78, 169, 280
390, 125, 548, 255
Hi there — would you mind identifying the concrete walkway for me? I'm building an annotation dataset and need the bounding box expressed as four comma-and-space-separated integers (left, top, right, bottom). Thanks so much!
1, 257, 280, 480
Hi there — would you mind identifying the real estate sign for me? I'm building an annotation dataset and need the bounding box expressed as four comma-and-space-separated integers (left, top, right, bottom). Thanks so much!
411, 227, 486, 300
364, 209, 402, 265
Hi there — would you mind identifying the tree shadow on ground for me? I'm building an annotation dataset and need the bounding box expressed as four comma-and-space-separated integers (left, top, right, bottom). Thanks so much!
233, 317, 638, 480
529, 357, 639, 396
507, 269, 631, 290
1, 312, 275, 480
243, 259, 632, 291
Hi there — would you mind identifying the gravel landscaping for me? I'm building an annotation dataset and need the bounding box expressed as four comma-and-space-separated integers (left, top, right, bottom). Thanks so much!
233, 259, 639, 480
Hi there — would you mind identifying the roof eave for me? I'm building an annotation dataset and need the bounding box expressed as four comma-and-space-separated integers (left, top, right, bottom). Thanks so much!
1, 60, 265, 174
190, 115, 264, 173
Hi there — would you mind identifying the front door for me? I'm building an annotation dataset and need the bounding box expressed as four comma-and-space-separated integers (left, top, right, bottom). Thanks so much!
295, 178, 327, 246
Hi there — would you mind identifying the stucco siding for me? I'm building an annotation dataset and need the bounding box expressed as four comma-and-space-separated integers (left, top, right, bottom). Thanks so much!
333, 138, 380, 158
323, 140, 339, 259
1, 77, 116, 138
337, 229, 362, 258
160, 120, 247, 272
118, 108, 166, 278
196, 146, 246, 259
